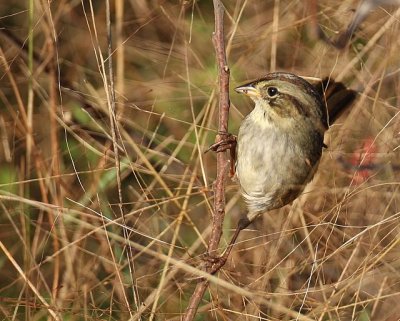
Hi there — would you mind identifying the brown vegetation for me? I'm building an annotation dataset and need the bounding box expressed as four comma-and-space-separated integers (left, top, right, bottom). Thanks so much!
0, 1, 400, 320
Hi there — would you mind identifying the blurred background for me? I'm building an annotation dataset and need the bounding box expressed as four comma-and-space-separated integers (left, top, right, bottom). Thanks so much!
1, 1, 400, 320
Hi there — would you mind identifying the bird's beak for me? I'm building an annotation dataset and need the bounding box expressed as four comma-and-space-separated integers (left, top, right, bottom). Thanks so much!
234, 84, 260, 98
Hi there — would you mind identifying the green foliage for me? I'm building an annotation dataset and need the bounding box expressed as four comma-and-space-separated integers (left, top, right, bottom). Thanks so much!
0, 164, 17, 194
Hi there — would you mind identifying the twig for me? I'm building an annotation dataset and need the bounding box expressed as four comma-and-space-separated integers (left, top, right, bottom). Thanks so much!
182, 1, 231, 320
105, 0, 135, 317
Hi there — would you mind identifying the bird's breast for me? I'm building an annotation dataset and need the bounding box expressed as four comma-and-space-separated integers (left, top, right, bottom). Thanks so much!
236, 115, 323, 213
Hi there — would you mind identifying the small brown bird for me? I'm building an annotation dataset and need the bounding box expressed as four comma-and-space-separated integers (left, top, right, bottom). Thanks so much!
209, 72, 356, 272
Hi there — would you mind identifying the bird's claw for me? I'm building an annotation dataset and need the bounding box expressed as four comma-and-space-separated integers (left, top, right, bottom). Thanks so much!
203, 253, 228, 275
206, 133, 237, 153
205, 133, 237, 177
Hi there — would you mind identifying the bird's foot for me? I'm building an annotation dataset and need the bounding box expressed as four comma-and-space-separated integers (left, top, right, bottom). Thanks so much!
203, 252, 229, 275
205, 132, 237, 177
206, 132, 237, 153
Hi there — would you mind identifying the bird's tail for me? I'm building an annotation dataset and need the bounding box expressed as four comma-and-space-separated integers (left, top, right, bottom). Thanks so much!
314, 78, 357, 125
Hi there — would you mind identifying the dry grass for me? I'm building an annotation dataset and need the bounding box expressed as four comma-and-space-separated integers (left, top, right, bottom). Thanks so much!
0, 0, 400, 320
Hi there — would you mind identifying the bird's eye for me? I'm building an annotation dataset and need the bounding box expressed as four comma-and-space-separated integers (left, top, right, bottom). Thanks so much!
267, 86, 278, 97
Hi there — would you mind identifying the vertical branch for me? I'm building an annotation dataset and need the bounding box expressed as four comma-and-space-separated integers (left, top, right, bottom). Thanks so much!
208, 0, 230, 257
182, 1, 230, 320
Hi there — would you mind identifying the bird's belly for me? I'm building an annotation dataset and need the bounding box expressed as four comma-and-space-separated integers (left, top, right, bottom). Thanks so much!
236, 132, 319, 213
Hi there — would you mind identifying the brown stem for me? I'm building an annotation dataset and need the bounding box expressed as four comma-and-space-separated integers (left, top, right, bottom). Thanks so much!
182, 1, 231, 320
